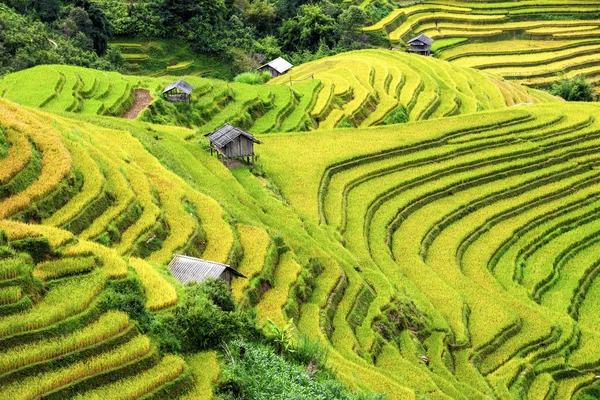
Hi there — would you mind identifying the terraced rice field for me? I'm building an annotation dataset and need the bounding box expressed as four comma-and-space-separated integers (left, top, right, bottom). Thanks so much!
0, 98, 238, 397
2, 41, 600, 397
363, 0, 600, 90
0, 53, 556, 136
259, 101, 600, 399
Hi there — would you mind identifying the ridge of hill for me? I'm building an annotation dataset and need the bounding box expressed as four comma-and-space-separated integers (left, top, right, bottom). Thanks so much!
0, 50, 558, 137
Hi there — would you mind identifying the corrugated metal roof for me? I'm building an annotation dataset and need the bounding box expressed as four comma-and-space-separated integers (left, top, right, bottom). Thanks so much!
407, 34, 434, 45
260, 57, 293, 74
205, 123, 262, 148
162, 80, 195, 95
169, 254, 245, 284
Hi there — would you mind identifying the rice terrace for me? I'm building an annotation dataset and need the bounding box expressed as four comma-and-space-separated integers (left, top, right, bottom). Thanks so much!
3, 0, 600, 399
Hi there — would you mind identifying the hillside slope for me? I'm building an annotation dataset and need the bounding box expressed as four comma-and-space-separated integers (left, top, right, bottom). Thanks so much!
0, 50, 558, 136
2, 92, 600, 398
364, 0, 600, 90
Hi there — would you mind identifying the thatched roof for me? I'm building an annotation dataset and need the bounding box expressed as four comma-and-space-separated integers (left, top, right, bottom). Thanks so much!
162, 80, 194, 95
205, 124, 262, 148
259, 57, 293, 74
168, 254, 245, 284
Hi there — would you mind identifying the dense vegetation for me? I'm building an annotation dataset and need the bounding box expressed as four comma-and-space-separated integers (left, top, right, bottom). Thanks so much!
0, 0, 396, 77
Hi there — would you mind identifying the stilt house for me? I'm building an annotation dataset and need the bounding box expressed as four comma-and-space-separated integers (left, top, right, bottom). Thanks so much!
162, 80, 194, 102
168, 254, 246, 285
257, 57, 293, 78
205, 124, 262, 166
407, 34, 434, 56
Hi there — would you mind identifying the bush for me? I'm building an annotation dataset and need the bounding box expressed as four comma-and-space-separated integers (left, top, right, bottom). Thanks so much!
233, 72, 268, 85
186, 279, 235, 312
217, 339, 383, 400
289, 334, 329, 371
173, 279, 261, 351
549, 76, 595, 102
100, 274, 182, 353
381, 104, 408, 125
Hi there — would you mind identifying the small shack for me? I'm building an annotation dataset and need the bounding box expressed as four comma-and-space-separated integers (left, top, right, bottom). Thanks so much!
205, 123, 262, 166
162, 80, 194, 102
257, 57, 293, 78
168, 254, 246, 285
407, 34, 434, 56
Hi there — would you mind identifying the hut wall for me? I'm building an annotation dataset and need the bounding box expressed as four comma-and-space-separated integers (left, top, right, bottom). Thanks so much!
220, 270, 233, 285
260, 65, 280, 78
224, 136, 255, 158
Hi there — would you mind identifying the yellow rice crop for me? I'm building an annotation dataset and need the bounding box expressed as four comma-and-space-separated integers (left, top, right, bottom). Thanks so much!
33, 256, 97, 280
63, 240, 128, 279
130, 257, 177, 310
256, 251, 301, 326
0, 335, 151, 400
0, 125, 31, 185
180, 352, 220, 400
72, 354, 186, 400
0, 100, 72, 219
43, 142, 104, 227
0, 220, 74, 248
231, 225, 270, 302
0, 312, 129, 375
0, 271, 105, 338
0, 286, 22, 306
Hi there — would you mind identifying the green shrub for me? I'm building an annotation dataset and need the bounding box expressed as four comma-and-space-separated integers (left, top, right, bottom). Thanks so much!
9, 237, 52, 263
217, 339, 384, 400
549, 76, 595, 102
173, 279, 260, 351
186, 279, 235, 312
233, 72, 263, 85
100, 275, 154, 329
261, 72, 272, 83
289, 334, 329, 371
381, 104, 408, 125
99, 273, 181, 353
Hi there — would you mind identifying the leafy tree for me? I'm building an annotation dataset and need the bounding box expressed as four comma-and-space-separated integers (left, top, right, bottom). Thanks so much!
106, 44, 125, 69
236, 0, 276, 33
549, 76, 595, 102
172, 279, 260, 351
279, 4, 339, 52
338, 5, 368, 39
34, 0, 60, 22
75, 0, 111, 54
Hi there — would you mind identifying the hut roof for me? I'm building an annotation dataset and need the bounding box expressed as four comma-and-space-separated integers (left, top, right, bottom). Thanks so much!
205, 123, 262, 148
168, 254, 246, 284
260, 57, 293, 74
407, 34, 434, 45
162, 80, 194, 95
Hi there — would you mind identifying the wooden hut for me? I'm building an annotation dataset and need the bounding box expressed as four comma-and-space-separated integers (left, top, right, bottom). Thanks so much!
168, 254, 246, 285
407, 34, 434, 56
162, 80, 194, 102
205, 123, 262, 166
257, 57, 293, 78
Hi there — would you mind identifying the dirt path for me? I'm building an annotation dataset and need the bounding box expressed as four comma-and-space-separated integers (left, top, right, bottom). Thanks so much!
123, 89, 152, 119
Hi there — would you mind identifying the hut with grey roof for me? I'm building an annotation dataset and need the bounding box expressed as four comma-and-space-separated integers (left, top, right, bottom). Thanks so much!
257, 57, 293, 78
162, 80, 194, 102
205, 123, 262, 166
169, 254, 246, 285
407, 34, 434, 56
